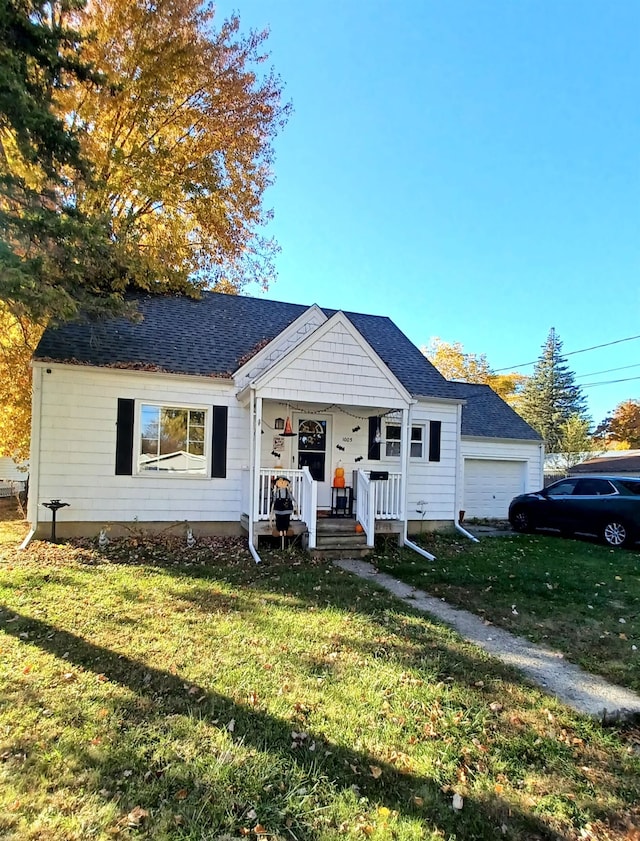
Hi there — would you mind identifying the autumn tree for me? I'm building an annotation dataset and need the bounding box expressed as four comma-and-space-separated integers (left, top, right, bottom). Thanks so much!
1, 0, 289, 324
60, 0, 289, 298
518, 328, 589, 453
0, 305, 43, 461
555, 415, 597, 470
423, 338, 527, 408
594, 400, 640, 449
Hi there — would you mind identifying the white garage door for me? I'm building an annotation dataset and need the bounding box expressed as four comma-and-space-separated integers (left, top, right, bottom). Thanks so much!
463, 459, 526, 519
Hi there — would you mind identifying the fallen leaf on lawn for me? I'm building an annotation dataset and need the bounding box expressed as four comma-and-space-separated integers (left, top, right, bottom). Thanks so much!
126, 806, 149, 827
489, 702, 503, 713
175, 788, 188, 800
378, 806, 391, 819
254, 824, 268, 835
226, 718, 235, 732
413, 795, 424, 807
452, 793, 463, 811
246, 808, 258, 821
369, 765, 382, 779
495, 783, 504, 794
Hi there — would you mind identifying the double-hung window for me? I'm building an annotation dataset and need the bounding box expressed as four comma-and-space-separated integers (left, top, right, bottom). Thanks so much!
138, 404, 209, 476
383, 423, 402, 458
382, 423, 427, 460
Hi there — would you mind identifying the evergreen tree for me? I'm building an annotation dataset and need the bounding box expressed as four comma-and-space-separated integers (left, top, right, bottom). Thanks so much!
518, 328, 589, 453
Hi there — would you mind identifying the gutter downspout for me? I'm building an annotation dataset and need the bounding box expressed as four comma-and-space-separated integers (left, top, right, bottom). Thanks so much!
453, 400, 479, 543
20, 363, 43, 550
455, 521, 480, 543
401, 400, 437, 561
403, 530, 437, 561
247, 388, 262, 564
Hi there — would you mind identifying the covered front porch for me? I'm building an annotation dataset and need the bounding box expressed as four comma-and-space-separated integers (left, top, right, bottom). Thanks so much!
234, 308, 417, 552
241, 466, 404, 550
240, 393, 413, 550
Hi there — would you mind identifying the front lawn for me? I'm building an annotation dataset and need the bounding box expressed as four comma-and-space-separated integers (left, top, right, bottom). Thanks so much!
374, 533, 640, 693
0, 528, 639, 840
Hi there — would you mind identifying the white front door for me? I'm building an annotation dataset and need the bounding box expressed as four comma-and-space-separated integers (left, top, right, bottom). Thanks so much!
294, 414, 332, 508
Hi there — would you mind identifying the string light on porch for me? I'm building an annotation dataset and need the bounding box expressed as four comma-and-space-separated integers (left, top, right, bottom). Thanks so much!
277, 402, 399, 422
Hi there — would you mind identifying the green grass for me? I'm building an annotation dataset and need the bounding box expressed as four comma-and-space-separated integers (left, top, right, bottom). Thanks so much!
0, 526, 639, 840
373, 532, 640, 693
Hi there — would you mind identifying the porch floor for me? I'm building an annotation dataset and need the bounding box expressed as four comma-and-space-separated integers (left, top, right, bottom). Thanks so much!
240, 513, 403, 542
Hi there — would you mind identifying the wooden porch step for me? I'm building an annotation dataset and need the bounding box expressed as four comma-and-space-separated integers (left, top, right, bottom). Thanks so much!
309, 546, 372, 561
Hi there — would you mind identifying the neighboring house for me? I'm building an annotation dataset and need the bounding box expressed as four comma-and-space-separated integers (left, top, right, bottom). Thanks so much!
29, 293, 543, 546
568, 451, 640, 478
0, 456, 28, 498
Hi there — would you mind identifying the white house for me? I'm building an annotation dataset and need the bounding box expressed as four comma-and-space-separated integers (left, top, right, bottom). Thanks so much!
0, 456, 28, 497
28, 293, 543, 552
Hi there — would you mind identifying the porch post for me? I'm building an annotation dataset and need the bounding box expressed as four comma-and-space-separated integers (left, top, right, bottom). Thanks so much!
253, 395, 263, 526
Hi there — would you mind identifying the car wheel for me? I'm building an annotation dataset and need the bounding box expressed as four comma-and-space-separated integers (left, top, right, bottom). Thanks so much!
510, 508, 533, 533
601, 520, 632, 548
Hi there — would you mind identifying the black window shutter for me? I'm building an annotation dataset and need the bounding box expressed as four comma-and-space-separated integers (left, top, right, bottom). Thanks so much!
115, 398, 135, 475
428, 420, 441, 462
368, 416, 381, 460
211, 405, 228, 478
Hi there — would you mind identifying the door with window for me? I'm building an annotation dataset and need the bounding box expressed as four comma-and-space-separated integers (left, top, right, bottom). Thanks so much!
294, 415, 331, 508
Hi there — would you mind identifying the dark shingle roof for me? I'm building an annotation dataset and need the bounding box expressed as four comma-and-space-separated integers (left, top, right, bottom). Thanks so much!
569, 454, 640, 475
35, 292, 459, 398
453, 382, 542, 441
35, 292, 540, 441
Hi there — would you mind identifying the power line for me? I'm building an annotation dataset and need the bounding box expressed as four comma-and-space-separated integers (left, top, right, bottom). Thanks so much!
580, 374, 640, 389
576, 362, 640, 379
493, 334, 640, 373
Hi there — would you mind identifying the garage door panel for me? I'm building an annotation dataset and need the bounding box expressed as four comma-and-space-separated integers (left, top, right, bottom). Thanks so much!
464, 459, 526, 519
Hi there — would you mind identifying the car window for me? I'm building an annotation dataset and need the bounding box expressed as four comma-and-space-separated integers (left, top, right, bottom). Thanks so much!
547, 479, 578, 497
619, 479, 640, 496
574, 478, 617, 496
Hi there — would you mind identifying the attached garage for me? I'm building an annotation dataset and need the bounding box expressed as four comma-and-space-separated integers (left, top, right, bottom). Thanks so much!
463, 458, 526, 519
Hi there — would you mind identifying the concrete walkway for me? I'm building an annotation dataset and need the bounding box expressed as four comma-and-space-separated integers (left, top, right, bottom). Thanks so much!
335, 559, 640, 723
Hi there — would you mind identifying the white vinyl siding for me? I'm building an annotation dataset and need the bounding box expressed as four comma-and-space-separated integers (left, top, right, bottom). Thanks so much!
254, 316, 410, 409
32, 364, 244, 525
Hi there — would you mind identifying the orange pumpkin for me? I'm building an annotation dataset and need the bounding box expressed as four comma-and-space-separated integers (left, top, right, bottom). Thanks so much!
335, 466, 345, 479
333, 476, 345, 488
355, 523, 364, 533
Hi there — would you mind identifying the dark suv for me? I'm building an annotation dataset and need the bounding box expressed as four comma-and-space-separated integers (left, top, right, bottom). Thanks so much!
509, 475, 640, 548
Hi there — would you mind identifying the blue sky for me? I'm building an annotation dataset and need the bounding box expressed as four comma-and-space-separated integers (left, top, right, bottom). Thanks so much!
215, 0, 639, 425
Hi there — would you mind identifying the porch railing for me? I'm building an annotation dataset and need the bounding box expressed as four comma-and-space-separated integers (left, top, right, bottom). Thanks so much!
356, 470, 375, 547
300, 467, 317, 549
374, 472, 402, 520
257, 467, 317, 549
258, 468, 305, 520
356, 470, 402, 547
